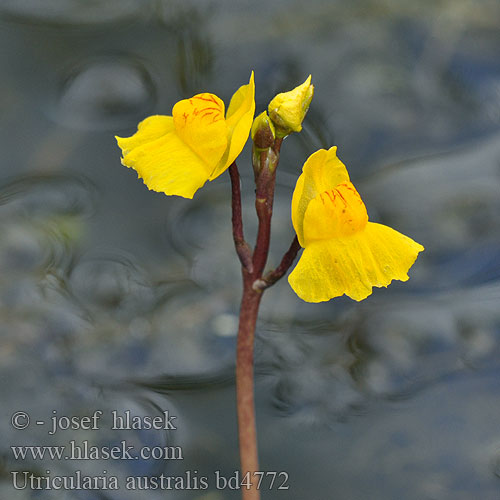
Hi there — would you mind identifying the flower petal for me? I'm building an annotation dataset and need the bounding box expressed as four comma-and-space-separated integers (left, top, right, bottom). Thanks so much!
288, 222, 424, 302
120, 130, 212, 199
116, 115, 175, 156
210, 72, 255, 180
302, 182, 368, 244
291, 147, 351, 246
173, 93, 228, 168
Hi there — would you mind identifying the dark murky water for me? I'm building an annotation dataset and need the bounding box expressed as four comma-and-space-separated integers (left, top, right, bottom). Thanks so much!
2, 1, 500, 498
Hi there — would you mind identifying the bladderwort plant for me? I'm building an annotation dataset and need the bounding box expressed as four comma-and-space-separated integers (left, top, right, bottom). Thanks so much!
116, 72, 423, 500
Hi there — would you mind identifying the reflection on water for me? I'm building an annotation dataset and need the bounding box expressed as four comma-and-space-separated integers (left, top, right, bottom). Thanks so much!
2, 0, 500, 498
0, 0, 145, 25
158, 4, 215, 96
55, 57, 156, 131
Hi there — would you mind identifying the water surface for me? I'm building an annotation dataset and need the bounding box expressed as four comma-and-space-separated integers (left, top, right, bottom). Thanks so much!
2, 1, 500, 498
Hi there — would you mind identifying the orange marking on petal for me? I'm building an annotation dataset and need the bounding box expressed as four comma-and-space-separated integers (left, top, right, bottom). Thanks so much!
196, 94, 218, 104
336, 191, 347, 206
324, 190, 336, 204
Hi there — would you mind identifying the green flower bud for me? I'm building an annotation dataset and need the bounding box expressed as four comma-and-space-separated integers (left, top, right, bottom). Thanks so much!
251, 111, 276, 149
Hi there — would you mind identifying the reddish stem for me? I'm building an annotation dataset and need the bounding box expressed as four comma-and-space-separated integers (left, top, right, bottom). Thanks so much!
236, 274, 262, 500
229, 136, 295, 500
251, 139, 282, 276
252, 160, 276, 276
229, 162, 253, 272
258, 235, 301, 290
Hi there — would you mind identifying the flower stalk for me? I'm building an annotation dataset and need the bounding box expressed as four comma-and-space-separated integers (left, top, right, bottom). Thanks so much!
231, 137, 296, 500
235, 276, 262, 500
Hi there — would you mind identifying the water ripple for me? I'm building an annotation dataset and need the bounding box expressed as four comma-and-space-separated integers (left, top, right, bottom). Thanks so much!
0, 0, 146, 26
54, 57, 156, 131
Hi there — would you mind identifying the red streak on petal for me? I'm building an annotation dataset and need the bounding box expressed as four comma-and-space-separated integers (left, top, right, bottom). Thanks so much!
335, 189, 348, 206
195, 94, 219, 105
324, 190, 336, 204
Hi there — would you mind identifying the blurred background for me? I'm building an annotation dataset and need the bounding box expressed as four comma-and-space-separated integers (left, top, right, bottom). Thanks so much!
1, 0, 500, 498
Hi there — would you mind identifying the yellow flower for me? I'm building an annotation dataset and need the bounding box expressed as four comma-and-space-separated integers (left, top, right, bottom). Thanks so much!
268, 75, 314, 135
288, 147, 424, 302
116, 73, 255, 199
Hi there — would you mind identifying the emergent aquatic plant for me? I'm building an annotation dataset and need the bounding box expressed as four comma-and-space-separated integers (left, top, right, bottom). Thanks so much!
116, 72, 423, 500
